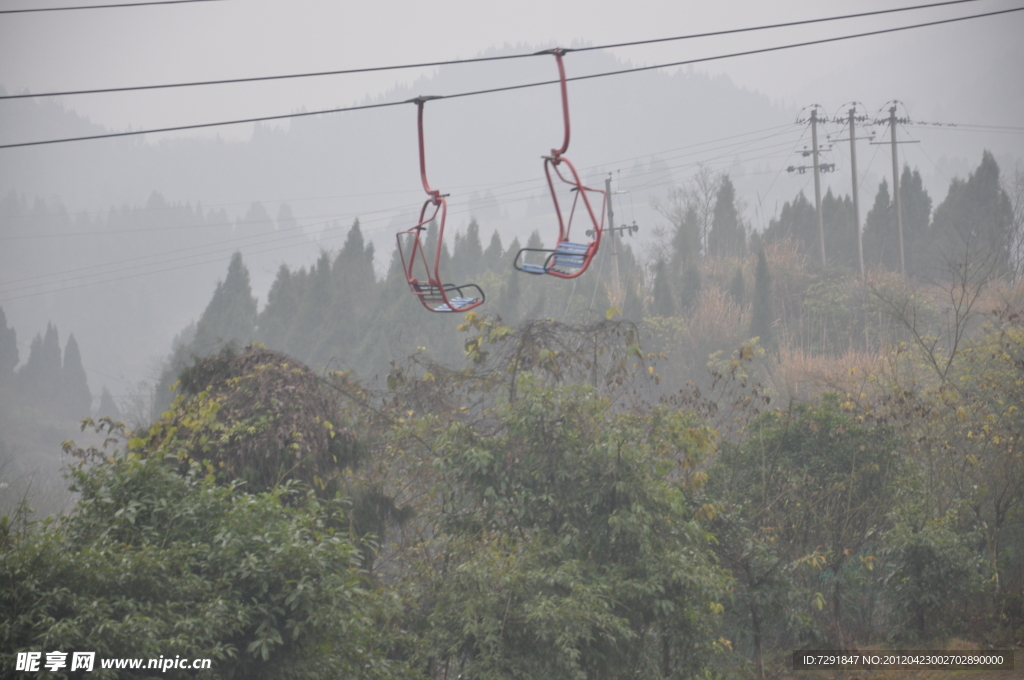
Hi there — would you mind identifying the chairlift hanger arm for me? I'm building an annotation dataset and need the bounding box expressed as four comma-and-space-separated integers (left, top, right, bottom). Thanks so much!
408, 96, 444, 201
536, 48, 571, 158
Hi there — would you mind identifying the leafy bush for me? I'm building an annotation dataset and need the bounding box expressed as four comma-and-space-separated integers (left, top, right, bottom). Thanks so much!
1, 445, 404, 680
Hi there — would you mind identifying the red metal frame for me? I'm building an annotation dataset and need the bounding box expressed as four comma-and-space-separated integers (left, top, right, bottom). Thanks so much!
514, 49, 605, 279
397, 97, 485, 313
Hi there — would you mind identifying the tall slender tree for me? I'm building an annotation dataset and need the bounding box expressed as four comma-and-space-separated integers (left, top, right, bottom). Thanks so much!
930, 151, 1013, 275
0, 307, 17, 393
708, 174, 746, 259
750, 246, 774, 348
192, 252, 257, 356
61, 333, 92, 418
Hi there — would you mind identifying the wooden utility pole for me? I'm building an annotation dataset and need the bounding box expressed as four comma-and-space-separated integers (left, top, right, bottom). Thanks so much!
811, 108, 826, 268
890, 105, 906, 276
849, 108, 865, 279
605, 175, 622, 306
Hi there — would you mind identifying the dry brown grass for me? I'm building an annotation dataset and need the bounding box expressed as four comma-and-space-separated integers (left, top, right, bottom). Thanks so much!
766, 343, 883, 403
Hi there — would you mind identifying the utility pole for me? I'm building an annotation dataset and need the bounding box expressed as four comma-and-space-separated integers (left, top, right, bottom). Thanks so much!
811, 108, 826, 268
605, 175, 621, 306
890, 105, 905, 276
849, 108, 865, 279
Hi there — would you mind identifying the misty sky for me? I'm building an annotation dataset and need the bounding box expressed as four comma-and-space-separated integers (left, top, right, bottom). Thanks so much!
1, 0, 1023, 396
2, 0, 1022, 143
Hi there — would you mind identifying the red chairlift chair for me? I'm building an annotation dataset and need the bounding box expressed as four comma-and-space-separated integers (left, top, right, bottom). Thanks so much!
397, 96, 485, 313
514, 48, 606, 279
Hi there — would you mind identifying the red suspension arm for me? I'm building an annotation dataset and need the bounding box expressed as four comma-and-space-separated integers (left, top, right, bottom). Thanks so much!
550, 49, 570, 158
413, 96, 442, 201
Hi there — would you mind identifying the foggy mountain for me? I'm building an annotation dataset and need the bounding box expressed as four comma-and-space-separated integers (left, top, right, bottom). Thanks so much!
1, 44, 1020, 397
1, 46, 796, 391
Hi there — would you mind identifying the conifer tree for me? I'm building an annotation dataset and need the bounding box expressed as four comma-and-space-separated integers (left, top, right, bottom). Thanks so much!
822, 188, 857, 270
863, 179, 895, 271
525, 230, 544, 251
499, 268, 521, 325
750, 246, 774, 348
930, 151, 1012, 274
276, 202, 298, 232
729, 266, 744, 306
452, 218, 485, 281
899, 166, 933, 276
483, 230, 504, 274
257, 265, 300, 352
97, 386, 121, 420
285, 252, 332, 363
863, 168, 933, 275
671, 205, 701, 272
651, 259, 676, 317
61, 333, 92, 418
19, 322, 62, 407
764, 191, 816, 256
0, 307, 17, 392
679, 264, 701, 312
192, 252, 257, 356
708, 174, 745, 259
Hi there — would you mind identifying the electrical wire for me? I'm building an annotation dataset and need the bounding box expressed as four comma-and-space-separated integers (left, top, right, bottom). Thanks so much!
0, 121, 799, 221
0, 133, 805, 299
0, 0, 991, 101
3, 5, 1021, 150
0, 0, 223, 13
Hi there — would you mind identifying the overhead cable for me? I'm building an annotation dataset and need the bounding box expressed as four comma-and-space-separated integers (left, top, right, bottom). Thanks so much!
0, 0, 991, 100
2, 5, 1021, 150
0, 0, 223, 14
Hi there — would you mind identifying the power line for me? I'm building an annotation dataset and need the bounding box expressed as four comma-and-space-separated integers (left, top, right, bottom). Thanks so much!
4, 5, 1020, 151
0, 0, 223, 13
0, 120, 799, 221
0, 132, 805, 298
0, 0, 988, 101
905, 121, 1024, 134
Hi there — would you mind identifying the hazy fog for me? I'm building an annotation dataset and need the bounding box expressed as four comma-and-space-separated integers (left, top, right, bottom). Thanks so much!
1, 0, 1022, 401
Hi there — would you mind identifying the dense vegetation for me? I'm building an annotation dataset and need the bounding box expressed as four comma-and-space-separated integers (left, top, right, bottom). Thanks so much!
2, 150, 1023, 678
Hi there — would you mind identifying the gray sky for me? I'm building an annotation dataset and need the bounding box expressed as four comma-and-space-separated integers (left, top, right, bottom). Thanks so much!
1, 0, 1022, 394
2, 0, 1021, 142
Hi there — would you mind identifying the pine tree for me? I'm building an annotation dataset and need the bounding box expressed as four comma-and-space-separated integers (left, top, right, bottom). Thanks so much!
285, 252, 332, 363
708, 174, 745, 259
98, 386, 121, 420
257, 264, 300, 351
192, 252, 257, 356
863, 179, 895, 271
822, 189, 857, 271
452, 218, 485, 281
483, 230, 504, 274
19, 322, 62, 408
729, 266, 745, 306
750, 246, 774, 349
276, 203, 298, 232
0, 307, 17, 392
764, 192, 816, 256
671, 205, 701, 273
651, 259, 676, 317
312, 220, 379, 368
61, 333, 92, 418
679, 264, 701, 311
899, 165, 933, 277
862, 168, 933, 275
930, 151, 1012, 275
499, 268, 521, 325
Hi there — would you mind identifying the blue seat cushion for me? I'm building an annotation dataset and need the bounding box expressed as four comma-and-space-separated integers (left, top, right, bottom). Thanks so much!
434, 296, 479, 312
